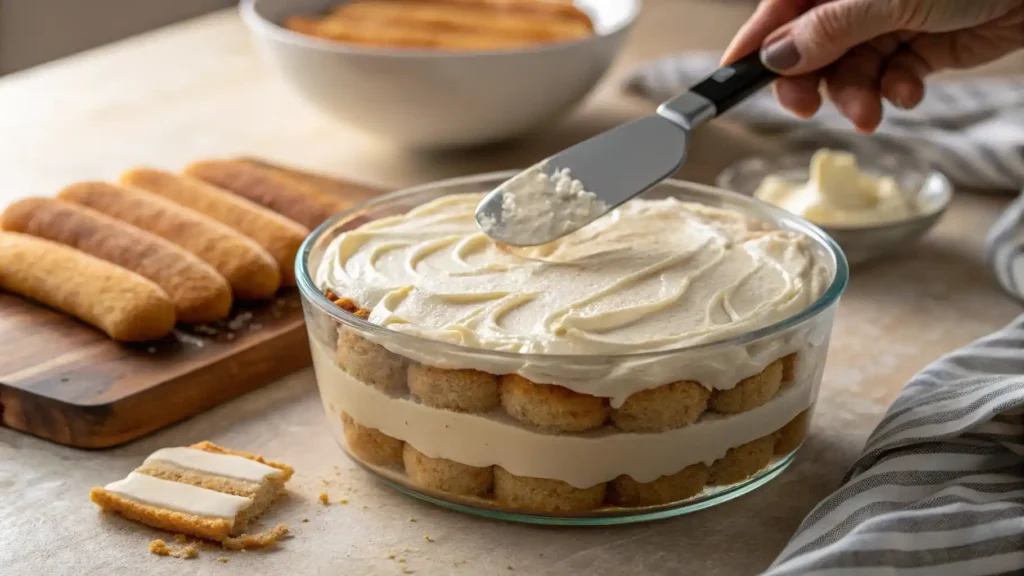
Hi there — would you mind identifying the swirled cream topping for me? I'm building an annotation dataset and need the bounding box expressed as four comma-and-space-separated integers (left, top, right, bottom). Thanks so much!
318, 193, 831, 361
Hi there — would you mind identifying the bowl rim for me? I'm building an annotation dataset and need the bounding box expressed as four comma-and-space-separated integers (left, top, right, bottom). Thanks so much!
715, 148, 955, 232
295, 171, 849, 362
240, 0, 642, 59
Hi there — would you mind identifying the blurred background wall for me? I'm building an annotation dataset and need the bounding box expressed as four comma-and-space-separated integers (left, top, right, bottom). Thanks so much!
0, 0, 235, 75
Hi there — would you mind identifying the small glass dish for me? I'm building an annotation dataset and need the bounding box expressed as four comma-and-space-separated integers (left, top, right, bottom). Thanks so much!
296, 172, 848, 525
716, 147, 953, 266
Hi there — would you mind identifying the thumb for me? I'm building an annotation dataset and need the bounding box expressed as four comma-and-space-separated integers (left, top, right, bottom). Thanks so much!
760, 0, 906, 75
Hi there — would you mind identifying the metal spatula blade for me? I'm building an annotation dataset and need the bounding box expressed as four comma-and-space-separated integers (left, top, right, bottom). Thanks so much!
475, 115, 689, 246
475, 52, 776, 247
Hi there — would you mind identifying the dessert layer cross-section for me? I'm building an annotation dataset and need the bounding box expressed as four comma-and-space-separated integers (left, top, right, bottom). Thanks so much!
310, 192, 834, 513
91, 442, 293, 546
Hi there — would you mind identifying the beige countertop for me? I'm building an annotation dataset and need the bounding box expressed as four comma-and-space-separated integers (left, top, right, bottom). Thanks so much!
1, 2, 1021, 575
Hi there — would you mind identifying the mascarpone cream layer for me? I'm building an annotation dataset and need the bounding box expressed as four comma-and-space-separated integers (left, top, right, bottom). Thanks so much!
312, 341, 823, 488
104, 472, 251, 520
318, 193, 832, 400
144, 448, 283, 483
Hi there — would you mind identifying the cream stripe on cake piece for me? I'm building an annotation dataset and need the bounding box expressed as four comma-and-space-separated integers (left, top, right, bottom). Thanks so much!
144, 447, 285, 483
103, 472, 252, 520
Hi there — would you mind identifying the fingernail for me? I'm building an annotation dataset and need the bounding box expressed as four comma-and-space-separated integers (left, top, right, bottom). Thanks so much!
890, 89, 915, 110
761, 38, 801, 72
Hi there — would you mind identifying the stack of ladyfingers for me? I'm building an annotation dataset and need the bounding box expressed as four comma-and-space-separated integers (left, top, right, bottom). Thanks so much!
0, 159, 357, 342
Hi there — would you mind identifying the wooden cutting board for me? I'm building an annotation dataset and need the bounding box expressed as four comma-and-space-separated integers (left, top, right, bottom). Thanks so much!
0, 164, 381, 449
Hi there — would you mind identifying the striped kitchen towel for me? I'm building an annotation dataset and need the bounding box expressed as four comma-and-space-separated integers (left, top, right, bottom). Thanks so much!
765, 313, 1024, 576
626, 51, 1024, 191
987, 190, 1024, 304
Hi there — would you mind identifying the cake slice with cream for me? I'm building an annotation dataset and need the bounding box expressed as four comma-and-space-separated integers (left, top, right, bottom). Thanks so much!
90, 442, 293, 547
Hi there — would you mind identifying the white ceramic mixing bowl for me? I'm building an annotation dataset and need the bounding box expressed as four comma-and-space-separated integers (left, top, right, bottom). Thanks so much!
241, 0, 640, 147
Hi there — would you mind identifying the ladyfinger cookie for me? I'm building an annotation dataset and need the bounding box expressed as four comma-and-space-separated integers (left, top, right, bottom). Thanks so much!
0, 232, 175, 341
183, 159, 349, 229
58, 182, 281, 301
120, 168, 309, 286
2, 198, 232, 324
239, 158, 379, 206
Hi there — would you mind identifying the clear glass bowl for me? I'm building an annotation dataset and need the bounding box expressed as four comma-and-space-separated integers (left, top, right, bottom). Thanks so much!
296, 172, 849, 525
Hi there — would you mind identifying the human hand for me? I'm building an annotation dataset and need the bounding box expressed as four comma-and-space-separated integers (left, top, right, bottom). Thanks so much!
722, 0, 1024, 132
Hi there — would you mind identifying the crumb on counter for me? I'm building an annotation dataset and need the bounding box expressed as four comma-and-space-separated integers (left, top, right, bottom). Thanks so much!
217, 557, 229, 564
149, 539, 197, 559
149, 539, 170, 556
319, 492, 330, 505
424, 536, 433, 543
221, 524, 289, 550
339, 499, 349, 504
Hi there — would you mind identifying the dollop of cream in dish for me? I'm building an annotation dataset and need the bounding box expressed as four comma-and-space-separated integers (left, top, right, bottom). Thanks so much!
754, 149, 916, 227
317, 193, 833, 402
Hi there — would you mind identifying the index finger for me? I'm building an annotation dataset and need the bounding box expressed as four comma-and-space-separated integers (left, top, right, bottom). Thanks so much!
722, 0, 815, 64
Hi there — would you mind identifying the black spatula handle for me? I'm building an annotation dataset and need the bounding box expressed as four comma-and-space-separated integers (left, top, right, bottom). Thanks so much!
691, 51, 778, 116
657, 51, 778, 130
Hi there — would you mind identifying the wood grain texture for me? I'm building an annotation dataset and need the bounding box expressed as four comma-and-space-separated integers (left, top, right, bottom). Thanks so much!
0, 165, 381, 448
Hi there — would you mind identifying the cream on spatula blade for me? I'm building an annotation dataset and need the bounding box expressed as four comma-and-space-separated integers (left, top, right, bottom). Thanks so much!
475, 52, 777, 246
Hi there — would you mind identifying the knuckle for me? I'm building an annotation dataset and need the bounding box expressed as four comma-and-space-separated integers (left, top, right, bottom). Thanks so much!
803, 0, 903, 46
804, 4, 851, 45
891, 0, 927, 28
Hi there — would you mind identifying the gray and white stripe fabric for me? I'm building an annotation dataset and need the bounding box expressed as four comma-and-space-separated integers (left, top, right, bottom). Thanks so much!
764, 315, 1024, 575
986, 191, 1024, 303
626, 51, 1024, 191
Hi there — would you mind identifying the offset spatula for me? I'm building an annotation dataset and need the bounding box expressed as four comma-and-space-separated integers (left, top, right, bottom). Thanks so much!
476, 52, 777, 246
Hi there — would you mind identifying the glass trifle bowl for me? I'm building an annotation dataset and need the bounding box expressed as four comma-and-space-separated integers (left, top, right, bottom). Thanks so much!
296, 172, 848, 525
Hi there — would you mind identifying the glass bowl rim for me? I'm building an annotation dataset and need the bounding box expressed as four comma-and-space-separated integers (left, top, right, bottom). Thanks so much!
295, 170, 850, 363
